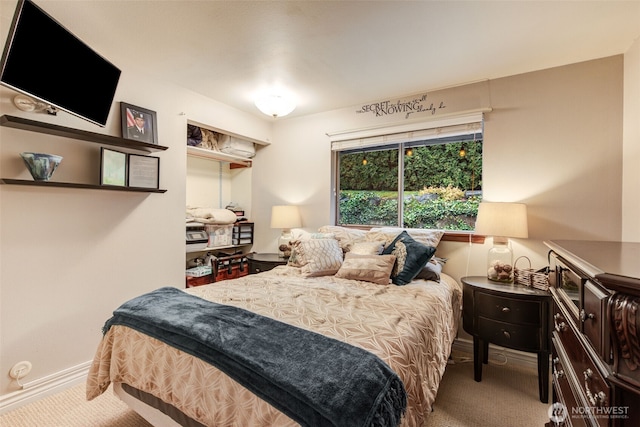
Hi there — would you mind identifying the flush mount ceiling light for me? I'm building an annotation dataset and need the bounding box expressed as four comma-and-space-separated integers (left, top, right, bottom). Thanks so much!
254, 93, 296, 118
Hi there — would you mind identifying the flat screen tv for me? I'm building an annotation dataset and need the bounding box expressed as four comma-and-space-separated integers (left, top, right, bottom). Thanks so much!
0, 0, 121, 127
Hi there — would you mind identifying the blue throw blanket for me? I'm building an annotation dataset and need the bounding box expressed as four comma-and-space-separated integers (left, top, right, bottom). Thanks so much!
103, 287, 406, 427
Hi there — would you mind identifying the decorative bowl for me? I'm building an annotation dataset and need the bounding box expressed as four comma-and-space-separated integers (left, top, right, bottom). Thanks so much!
20, 152, 63, 181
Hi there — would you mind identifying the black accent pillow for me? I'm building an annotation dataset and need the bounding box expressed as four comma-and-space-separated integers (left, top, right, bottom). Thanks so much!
415, 260, 443, 282
382, 231, 436, 285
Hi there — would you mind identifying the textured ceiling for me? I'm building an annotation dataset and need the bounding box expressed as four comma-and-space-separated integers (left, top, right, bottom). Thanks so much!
1, 0, 639, 120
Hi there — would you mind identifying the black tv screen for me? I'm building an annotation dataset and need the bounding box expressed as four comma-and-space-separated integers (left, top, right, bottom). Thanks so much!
0, 0, 121, 127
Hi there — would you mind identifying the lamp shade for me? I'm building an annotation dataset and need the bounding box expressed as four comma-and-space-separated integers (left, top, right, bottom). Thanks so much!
474, 202, 528, 238
270, 205, 301, 229
255, 94, 296, 118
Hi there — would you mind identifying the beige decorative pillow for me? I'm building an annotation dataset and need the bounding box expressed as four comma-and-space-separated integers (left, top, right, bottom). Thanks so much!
366, 227, 444, 248
349, 241, 385, 255
335, 253, 396, 285
296, 239, 344, 277
318, 225, 367, 252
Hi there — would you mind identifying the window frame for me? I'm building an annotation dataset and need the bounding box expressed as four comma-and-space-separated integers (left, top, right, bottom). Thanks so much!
329, 113, 485, 242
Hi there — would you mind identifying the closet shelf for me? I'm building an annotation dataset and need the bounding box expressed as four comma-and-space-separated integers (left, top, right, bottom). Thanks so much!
186, 146, 252, 168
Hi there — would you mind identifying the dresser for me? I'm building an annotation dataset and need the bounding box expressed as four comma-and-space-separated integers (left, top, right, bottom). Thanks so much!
462, 276, 551, 403
545, 240, 640, 427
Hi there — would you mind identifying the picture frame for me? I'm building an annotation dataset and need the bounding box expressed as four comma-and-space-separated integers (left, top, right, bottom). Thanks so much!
128, 154, 160, 189
120, 102, 158, 145
100, 147, 127, 187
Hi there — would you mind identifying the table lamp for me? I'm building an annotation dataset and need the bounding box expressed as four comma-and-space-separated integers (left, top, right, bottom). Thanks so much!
270, 205, 301, 258
474, 202, 528, 283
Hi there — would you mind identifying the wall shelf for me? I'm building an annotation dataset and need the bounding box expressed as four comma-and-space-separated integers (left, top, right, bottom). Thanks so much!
187, 145, 252, 168
0, 179, 167, 193
0, 115, 169, 153
0, 114, 168, 193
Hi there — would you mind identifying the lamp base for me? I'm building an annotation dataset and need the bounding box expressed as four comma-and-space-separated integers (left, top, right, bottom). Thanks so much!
277, 230, 293, 258
486, 239, 513, 283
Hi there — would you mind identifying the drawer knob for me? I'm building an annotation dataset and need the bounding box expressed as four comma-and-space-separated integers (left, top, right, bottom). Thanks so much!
554, 313, 568, 332
501, 307, 511, 313
555, 321, 568, 332
580, 309, 595, 323
584, 368, 593, 379
502, 330, 511, 339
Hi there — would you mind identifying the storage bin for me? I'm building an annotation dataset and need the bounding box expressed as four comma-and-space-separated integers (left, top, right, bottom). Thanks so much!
233, 222, 254, 245
186, 275, 214, 287
205, 224, 233, 247
214, 253, 249, 282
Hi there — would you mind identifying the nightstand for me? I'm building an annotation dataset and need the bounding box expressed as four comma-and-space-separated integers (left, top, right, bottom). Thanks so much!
461, 276, 551, 403
246, 253, 288, 274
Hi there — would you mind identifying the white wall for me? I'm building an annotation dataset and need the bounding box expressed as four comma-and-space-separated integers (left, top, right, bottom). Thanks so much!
0, 67, 271, 406
255, 55, 628, 284
623, 37, 640, 242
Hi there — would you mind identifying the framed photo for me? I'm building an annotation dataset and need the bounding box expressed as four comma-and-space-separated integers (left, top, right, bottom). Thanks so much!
128, 154, 160, 189
100, 148, 127, 187
120, 102, 158, 144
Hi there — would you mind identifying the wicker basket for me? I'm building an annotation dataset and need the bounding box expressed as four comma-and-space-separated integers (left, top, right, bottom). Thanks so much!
514, 256, 550, 291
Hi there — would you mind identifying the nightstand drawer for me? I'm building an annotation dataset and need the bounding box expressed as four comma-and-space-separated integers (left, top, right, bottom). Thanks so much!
477, 317, 542, 352
477, 293, 541, 325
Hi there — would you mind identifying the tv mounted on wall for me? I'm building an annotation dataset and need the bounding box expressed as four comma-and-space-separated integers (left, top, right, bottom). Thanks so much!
0, 0, 121, 127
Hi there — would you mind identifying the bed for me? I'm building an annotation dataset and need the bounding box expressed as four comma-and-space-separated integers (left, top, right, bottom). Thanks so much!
86, 227, 461, 427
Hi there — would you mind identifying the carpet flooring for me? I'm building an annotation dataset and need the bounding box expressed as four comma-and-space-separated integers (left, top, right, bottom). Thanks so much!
1, 355, 551, 426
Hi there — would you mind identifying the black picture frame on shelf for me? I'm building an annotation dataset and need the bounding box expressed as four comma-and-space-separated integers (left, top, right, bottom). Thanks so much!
128, 154, 159, 189
120, 102, 158, 144
100, 147, 127, 187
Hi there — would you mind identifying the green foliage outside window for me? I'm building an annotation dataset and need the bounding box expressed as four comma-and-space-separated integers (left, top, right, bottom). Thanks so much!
338, 140, 482, 230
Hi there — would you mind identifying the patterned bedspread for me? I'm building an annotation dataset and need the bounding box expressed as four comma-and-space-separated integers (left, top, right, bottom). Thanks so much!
87, 266, 461, 427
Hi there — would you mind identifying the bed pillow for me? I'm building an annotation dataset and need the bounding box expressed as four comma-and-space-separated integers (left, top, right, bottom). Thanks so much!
318, 225, 367, 253
382, 231, 437, 285
335, 253, 396, 285
366, 227, 444, 248
287, 231, 336, 267
349, 241, 385, 255
414, 259, 443, 282
295, 238, 344, 277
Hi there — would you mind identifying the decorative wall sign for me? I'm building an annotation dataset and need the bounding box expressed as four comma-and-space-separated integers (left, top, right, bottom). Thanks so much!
353, 80, 491, 122
356, 94, 446, 119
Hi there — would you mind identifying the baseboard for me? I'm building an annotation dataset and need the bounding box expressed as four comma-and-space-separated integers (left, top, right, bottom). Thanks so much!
0, 360, 91, 414
452, 337, 538, 371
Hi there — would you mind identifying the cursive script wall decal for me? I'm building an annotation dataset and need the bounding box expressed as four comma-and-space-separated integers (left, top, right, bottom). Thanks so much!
357, 94, 447, 119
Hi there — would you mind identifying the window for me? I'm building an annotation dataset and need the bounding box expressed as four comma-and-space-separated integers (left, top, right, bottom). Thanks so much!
331, 115, 483, 231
